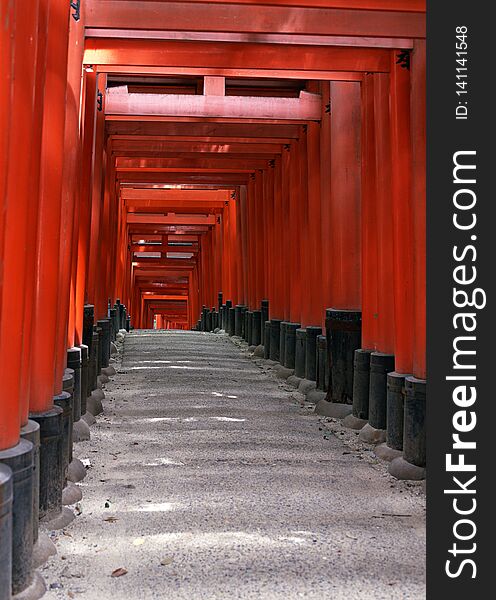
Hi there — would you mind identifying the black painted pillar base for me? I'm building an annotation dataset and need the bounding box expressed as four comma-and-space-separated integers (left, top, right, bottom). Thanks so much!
343, 349, 373, 430
0, 464, 12, 600
19, 421, 40, 545
374, 372, 409, 461
246, 311, 253, 345
305, 326, 321, 382
260, 299, 269, 345
325, 309, 362, 405
359, 352, 395, 444
0, 439, 34, 596
241, 306, 247, 339
251, 310, 262, 347
263, 321, 271, 359
279, 322, 288, 366
389, 377, 426, 480
269, 319, 282, 362
234, 305, 244, 337
97, 319, 111, 369
284, 323, 300, 370
227, 307, 235, 336
29, 406, 73, 530
316, 335, 327, 391
293, 328, 306, 379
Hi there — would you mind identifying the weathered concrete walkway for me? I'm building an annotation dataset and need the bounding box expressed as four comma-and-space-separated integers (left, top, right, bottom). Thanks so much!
42, 330, 425, 599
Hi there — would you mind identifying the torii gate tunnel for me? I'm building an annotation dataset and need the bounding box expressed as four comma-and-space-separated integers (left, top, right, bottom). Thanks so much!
0, 1, 426, 598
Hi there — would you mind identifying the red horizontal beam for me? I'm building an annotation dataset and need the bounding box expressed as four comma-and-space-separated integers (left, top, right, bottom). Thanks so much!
84, 39, 391, 73
85, 2, 425, 38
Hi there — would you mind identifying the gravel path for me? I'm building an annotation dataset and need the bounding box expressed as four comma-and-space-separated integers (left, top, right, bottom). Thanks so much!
41, 330, 426, 600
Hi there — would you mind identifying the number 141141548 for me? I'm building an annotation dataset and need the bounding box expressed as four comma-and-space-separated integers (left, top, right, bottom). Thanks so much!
455, 26, 468, 120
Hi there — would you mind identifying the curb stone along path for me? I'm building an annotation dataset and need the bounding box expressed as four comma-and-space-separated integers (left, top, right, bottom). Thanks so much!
41, 330, 425, 600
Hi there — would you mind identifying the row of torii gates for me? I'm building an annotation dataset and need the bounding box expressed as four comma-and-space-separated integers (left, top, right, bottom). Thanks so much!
0, 1, 425, 598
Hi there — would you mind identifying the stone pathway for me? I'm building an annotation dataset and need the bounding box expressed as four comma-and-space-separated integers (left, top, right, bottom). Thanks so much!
41, 330, 425, 599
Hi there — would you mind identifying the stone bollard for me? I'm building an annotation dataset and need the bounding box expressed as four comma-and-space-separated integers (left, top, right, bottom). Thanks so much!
359, 353, 395, 444
269, 319, 282, 362
389, 377, 426, 480
0, 464, 13, 600
0, 440, 37, 597
284, 323, 300, 369
260, 299, 269, 345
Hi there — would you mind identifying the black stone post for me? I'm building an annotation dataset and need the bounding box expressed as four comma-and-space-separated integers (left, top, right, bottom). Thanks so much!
294, 328, 307, 378
305, 326, 321, 382
0, 464, 12, 600
325, 309, 362, 404
234, 305, 244, 337
0, 440, 34, 596
284, 323, 300, 369
269, 319, 282, 362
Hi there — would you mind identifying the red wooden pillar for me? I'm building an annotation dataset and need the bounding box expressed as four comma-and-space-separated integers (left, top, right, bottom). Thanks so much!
75, 70, 97, 345
86, 73, 107, 317
411, 40, 426, 380
30, 0, 71, 411
390, 52, 414, 374
328, 81, 362, 312
288, 143, 302, 324
305, 120, 322, 325
0, 1, 41, 446
297, 129, 310, 326
54, 6, 85, 386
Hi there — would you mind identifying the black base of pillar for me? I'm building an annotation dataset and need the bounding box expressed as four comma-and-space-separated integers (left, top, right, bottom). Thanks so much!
80, 344, 89, 417
305, 326, 321, 382
325, 309, 361, 405
29, 406, 63, 521
0, 464, 12, 600
279, 322, 288, 366
368, 352, 395, 431
251, 310, 262, 346
246, 311, 253, 343
386, 372, 409, 451
227, 307, 235, 336
294, 328, 307, 379
260, 299, 269, 345
352, 349, 373, 420
269, 319, 282, 362
263, 321, 271, 359
284, 323, 300, 369
20, 421, 40, 545
53, 390, 73, 487
316, 335, 327, 391
0, 439, 34, 596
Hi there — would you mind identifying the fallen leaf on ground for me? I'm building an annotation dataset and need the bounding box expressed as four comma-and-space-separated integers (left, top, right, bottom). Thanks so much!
133, 538, 145, 546
104, 517, 118, 523
160, 557, 174, 566
111, 568, 128, 578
